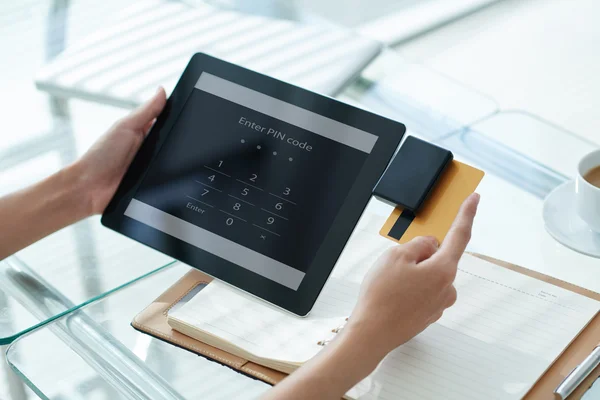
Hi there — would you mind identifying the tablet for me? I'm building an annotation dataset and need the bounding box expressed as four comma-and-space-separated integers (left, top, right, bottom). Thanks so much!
102, 53, 405, 316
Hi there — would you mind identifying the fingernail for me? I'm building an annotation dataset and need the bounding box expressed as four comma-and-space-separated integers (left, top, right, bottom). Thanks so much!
156, 87, 162, 93
472, 193, 480, 205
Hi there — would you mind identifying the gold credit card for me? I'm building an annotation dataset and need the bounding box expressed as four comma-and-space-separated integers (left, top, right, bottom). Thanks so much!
380, 160, 484, 244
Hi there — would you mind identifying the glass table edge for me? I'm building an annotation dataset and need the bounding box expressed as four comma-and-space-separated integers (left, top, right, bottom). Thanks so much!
5, 356, 51, 400
0, 260, 178, 345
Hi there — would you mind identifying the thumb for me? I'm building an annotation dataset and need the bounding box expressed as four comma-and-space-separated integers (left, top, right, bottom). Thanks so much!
401, 236, 439, 264
122, 87, 166, 132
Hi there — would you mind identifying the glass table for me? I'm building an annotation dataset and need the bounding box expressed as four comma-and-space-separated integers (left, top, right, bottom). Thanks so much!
0, 4, 176, 344
0, 1, 180, 397
7, 262, 271, 400
4, 1, 600, 398
7, 48, 600, 399
0, 228, 175, 345
0, 2, 501, 397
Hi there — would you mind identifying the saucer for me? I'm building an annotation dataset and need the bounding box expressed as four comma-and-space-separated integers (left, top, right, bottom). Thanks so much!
543, 180, 600, 258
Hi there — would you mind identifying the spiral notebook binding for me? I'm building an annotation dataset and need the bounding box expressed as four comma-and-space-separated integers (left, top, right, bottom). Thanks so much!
317, 317, 349, 346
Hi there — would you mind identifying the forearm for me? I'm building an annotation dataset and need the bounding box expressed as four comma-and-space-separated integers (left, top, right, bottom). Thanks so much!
262, 321, 387, 400
0, 164, 91, 260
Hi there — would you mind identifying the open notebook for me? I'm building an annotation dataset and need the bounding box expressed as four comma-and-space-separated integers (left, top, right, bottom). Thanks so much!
167, 223, 600, 399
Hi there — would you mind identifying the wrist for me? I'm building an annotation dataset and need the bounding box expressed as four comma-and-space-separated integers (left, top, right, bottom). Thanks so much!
60, 162, 95, 219
342, 318, 391, 364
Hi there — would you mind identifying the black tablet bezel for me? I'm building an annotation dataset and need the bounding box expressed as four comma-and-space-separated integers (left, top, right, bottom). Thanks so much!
102, 53, 405, 316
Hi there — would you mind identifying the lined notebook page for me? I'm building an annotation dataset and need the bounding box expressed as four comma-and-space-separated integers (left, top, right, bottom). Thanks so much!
348, 254, 600, 400
169, 208, 600, 399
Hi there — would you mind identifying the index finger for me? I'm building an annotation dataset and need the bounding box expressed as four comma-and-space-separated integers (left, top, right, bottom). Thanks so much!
433, 193, 480, 263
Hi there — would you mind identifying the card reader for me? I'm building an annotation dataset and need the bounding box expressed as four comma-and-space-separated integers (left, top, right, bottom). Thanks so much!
373, 136, 453, 213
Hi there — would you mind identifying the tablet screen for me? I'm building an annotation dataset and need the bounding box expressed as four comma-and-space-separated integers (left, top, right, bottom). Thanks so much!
124, 72, 378, 290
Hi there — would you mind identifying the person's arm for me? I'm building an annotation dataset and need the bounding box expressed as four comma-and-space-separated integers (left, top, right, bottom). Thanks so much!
0, 88, 166, 260
262, 193, 480, 400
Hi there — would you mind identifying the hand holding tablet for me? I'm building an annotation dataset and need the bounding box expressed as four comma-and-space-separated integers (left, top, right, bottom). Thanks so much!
102, 53, 405, 315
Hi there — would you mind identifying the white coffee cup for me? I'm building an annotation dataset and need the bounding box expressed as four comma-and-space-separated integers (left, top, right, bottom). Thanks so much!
576, 149, 600, 233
